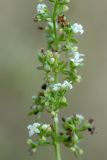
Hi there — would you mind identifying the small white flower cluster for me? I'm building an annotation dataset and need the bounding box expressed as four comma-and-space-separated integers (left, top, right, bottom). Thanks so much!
70, 52, 84, 66
71, 23, 84, 35
51, 81, 73, 91
27, 123, 50, 137
36, 3, 47, 14
27, 123, 40, 137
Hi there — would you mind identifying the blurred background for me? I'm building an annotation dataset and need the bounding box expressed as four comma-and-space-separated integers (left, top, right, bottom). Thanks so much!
0, 0, 106, 160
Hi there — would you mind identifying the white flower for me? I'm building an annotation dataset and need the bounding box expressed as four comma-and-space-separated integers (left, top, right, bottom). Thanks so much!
41, 124, 50, 130
71, 23, 84, 34
36, 3, 47, 14
76, 114, 84, 122
70, 52, 84, 66
51, 81, 73, 91
62, 81, 73, 90
52, 83, 62, 91
27, 123, 40, 137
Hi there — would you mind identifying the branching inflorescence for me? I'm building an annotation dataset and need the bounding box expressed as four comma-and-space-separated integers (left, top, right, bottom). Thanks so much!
27, 0, 95, 159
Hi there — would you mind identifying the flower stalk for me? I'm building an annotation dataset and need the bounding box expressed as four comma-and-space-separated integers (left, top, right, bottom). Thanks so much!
53, 0, 58, 50
26, 0, 95, 159
54, 112, 61, 160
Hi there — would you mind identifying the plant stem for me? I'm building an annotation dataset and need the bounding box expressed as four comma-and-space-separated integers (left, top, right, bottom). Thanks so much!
54, 72, 61, 160
52, 1, 61, 160
53, 0, 58, 49
54, 73, 61, 160
54, 112, 61, 160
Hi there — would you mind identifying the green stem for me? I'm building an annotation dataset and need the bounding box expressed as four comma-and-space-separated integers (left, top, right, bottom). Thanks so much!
54, 112, 61, 160
53, 72, 61, 160
53, 0, 58, 49
54, 73, 61, 160
52, 1, 61, 160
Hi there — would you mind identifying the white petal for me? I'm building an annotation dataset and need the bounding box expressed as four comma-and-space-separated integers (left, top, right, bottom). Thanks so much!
33, 123, 40, 127
29, 130, 35, 137
27, 125, 32, 130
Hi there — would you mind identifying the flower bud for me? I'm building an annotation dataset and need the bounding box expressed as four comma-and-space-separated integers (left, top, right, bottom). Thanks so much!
78, 148, 84, 155
27, 139, 32, 145
47, 18, 51, 21
48, 77, 54, 83
47, 50, 53, 56
72, 46, 78, 52
54, 52, 60, 58
41, 124, 50, 130
32, 148, 37, 153
59, 28, 63, 34
47, 126, 52, 132
73, 134, 79, 144
50, 57, 55, 64
51, 111, 56, 116
42, 136, 46, 141
70, 146, 76, 152
61, 97, 67, 103
44, 64, 51, 71
63, 5, 69, 12
32, 96, 37, 100
75, 114, 84, 123
76, 75, 81, 83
